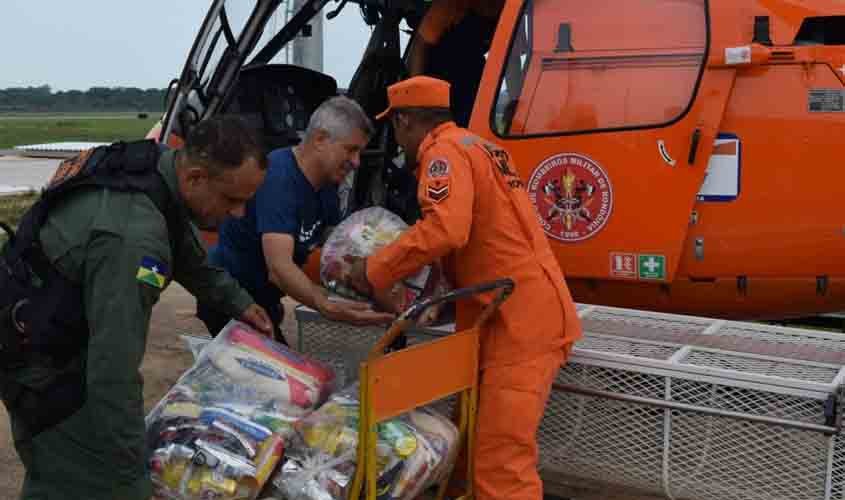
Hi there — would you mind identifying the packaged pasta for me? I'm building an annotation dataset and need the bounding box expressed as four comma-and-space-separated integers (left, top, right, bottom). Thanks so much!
146, 321, 337, 499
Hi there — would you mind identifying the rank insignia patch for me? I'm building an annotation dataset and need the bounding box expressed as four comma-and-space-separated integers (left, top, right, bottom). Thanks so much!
136, 256, 169, 289
426, 179, 450, 203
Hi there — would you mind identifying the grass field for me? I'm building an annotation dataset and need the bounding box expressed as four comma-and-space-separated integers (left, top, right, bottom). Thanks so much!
0, 193, 38, 244
0, 113, 160, 149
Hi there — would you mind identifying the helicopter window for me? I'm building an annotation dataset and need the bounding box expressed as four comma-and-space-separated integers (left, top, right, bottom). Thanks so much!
794, 17, 845, 46
222, 1, 254, 41
493, 6, 533, 134
492, 0, 707, 137
194, 15, 226, 88
198, 3, 255, 90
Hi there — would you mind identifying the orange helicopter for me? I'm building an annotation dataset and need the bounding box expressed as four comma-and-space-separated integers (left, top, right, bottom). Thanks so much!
152, 0, 845, 321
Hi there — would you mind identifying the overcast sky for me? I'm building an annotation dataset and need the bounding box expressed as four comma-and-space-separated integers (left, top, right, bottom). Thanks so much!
0, 1, 374, 91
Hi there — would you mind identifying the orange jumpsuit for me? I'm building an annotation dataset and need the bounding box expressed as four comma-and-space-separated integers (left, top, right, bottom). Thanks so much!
367, 122, 582, 500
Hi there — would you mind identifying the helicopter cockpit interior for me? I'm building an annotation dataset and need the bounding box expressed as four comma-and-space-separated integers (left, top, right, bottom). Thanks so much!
161, 0, 431, 224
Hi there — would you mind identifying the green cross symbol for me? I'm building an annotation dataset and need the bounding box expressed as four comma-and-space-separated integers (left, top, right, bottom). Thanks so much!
638, 255, 666, 280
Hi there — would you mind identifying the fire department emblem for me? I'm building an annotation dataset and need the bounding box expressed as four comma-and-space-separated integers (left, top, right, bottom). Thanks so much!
527, 153, 613, 242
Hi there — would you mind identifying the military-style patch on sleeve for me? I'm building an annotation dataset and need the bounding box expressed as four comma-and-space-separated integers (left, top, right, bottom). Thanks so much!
427, 158, 451, 178
426, 179, 450, 203
136, 256, 169, 289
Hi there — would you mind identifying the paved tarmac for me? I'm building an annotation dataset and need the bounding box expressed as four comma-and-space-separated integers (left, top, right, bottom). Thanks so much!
0, 155, 60, 193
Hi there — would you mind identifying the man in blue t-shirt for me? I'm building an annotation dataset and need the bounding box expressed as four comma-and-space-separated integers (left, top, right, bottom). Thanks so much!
197, 97, 393, 342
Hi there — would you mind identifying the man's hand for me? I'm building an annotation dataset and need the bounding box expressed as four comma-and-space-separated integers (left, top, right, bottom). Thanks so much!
371, 284, 405, 315
342, 255, 373, 296
239, 303, 274, 335
338, 255, 406, 316
318, 296, 395, 326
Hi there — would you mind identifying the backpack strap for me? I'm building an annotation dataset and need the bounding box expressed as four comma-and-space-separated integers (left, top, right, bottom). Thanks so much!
5, 140, 185, 276
115, 140, 187, 260
1, 141, 187, 362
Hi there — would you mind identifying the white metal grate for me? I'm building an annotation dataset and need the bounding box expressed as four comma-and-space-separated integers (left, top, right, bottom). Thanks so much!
587, 309, 713, 335
294, 307, 455, 412
669, 378, 828, 424
831, 435, 845, 500
296, 315, 384, 388
679, 349, 841, 384
296, 304, 845, 500
667, 413, 829, 500
717, 324, 845, 353
539, 392, 665, 493
576, 336, 680, 360
558, 363, 667, 399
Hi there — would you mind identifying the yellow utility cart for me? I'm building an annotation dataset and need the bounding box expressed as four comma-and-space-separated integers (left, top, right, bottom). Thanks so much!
346, 279, 514, 500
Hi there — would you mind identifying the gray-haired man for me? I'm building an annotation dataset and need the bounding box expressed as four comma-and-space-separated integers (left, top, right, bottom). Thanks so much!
197, 96, 393, 340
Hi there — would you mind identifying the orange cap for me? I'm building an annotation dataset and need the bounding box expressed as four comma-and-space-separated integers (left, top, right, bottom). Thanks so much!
375, 76, 451, 120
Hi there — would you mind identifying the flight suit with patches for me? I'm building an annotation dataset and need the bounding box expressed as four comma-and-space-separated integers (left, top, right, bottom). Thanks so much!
366, 122, 582, 500
7, 149, 254, 500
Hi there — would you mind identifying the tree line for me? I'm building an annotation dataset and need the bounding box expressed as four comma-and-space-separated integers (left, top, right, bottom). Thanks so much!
0, 85, 168, 113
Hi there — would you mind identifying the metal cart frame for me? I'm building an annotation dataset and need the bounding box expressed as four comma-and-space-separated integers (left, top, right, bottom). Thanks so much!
345, 279, 514, 500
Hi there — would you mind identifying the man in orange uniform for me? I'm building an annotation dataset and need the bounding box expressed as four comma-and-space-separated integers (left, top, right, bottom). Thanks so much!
342, 76, 582, 500
408, 0, 506, 126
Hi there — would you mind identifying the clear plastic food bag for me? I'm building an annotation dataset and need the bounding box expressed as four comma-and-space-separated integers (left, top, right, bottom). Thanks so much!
271, 385, 459, 500
146, 320, 338, 500
320, 207, 450, 316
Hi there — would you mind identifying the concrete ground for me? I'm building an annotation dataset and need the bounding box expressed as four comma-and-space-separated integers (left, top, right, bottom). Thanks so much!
0, 155, 60, 193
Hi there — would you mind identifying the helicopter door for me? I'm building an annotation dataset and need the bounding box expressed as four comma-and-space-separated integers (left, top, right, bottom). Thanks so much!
471, 0, 736, 283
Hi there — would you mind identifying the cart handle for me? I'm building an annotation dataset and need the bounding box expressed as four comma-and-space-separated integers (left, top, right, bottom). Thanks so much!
367, 278, 515, 360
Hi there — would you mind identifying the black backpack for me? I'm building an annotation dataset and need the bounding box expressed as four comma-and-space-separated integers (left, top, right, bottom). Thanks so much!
0, 140, 183, 367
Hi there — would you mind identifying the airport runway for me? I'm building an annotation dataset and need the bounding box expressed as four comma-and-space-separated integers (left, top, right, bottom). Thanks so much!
0, 154, 60, 194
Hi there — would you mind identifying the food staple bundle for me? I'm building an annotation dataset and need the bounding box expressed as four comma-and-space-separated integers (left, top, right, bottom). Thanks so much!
271, 385, 459, 500
320, 207, 449, 316
145, 321, 337, 500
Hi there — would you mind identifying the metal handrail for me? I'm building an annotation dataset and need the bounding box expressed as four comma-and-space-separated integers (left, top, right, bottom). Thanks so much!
367, 279, 515, 360
553, 383, 841, 435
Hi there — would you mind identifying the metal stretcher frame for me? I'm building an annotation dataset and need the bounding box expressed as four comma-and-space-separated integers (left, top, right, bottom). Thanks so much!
537, 305, 845, 500
345, 279, 515, 500
297, 300, 845, 500
560, 305, 845, 434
